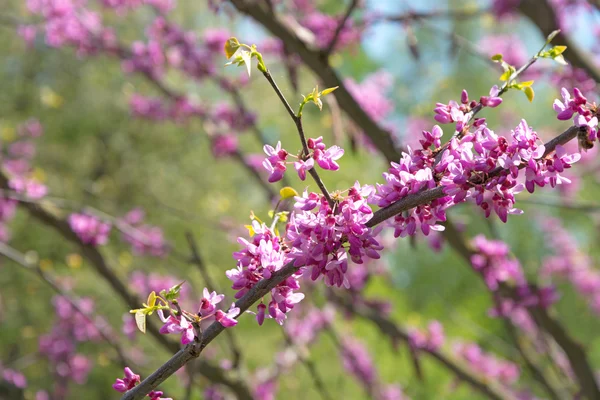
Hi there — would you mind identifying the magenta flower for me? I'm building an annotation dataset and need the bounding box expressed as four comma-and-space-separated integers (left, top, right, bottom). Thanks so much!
314, 145, 344, 170
199, 288, 224, 316
215, 303, 240, 327
112, 367, 140, 393
158, 312, 195, 344
294, 157, 314, 181
480, 85, 503, 108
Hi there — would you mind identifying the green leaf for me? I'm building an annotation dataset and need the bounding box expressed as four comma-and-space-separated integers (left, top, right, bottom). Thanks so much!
280, 187, 299, 199
524, 86, 535, 102
135, 310, 147, 333
491, 54, 503, 62
552, 45, 567, 55
519, 80, 534, 87
224, 37, 240, 58
164, 282, 185, 301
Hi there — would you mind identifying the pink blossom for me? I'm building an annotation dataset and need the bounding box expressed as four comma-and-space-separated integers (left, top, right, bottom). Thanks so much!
68, 213, 111, 246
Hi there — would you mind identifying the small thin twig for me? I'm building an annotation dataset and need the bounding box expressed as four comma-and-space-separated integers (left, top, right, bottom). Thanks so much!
325, 0, 359, 55
260, 69, 335, 207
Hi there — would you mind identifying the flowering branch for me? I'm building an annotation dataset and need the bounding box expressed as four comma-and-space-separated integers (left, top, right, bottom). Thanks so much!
0, 171, 254, 398
259, 67, 335, 207
121, 262, 298, 400
229, 0, 401, 162
366, 125, 584, 228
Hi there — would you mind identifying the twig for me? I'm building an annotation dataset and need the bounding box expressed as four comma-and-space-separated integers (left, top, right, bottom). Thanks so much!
260, 69, 335, 207
517, 0, 600, 84
325, 0, 359, 55
379, 8, 488, 24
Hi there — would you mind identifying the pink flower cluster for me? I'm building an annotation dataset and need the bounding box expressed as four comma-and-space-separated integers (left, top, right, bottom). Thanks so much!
22, 0, 116, 54
3, 119, 48, 201
228, 220, 304, 325
129, 94, 206, 122
453, 342, 520, 386
113, 367, 172, 399
434, 87, 502, 131
408, 320, 445, 352
345, 71, 395, 124
68, 213, 112, 246
263, 137, 344, 182
300, 12, 361, 50
158, 288, 239, 344
285, 305, 334, 346
554, 87, 599, 149
0, 364, 27, 390
471, 235, 558, 309
540, 217, 600, 314
288, 183, 383, 288
371, 92, 580, 240
210, 101, 256, 132
120, 208, 168, 257
39, 296, 102, 397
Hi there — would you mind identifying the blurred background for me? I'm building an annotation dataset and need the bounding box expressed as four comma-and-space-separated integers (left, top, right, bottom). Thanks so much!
1, 0, 600, 398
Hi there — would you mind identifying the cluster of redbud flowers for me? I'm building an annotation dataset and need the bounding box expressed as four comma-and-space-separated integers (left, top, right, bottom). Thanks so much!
113, 367, 171, 399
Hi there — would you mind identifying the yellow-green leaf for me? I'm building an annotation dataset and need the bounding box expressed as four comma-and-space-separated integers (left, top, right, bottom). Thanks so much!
147, 291, 157, 308
245, 224, 255, 237
553, 45, 567, 55
524, 86, 535, 102
240, 50, 252, 76
320, 86, 339, 96
280, 187, 299, 199
135, 310, 146, 333
491, 54, 503, 62
224, 37, 240, 58
520, 80, 534, 87
499, 69, 512, 81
